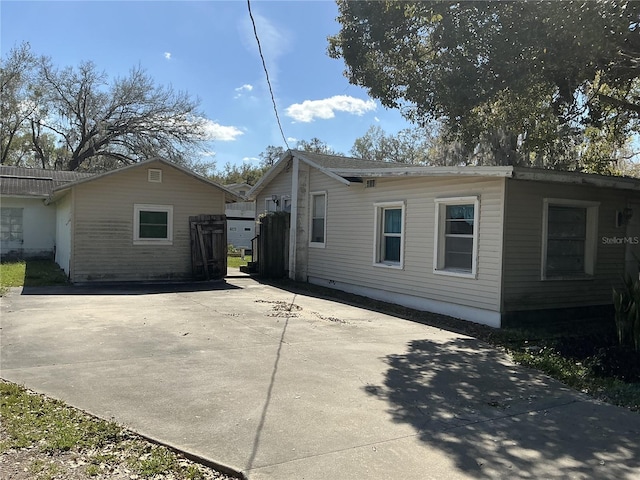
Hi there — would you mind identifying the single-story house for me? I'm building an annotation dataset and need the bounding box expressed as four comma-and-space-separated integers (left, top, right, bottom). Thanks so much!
0, 166, 93, 259
224, 183, 256, 250
46, 158, 241, 283
248, 150, 640, 328
1, 158, 240, 283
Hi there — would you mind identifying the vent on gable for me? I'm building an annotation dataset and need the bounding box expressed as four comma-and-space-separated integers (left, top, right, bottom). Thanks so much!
148, 169, 162, 183
365, 179, 376, 188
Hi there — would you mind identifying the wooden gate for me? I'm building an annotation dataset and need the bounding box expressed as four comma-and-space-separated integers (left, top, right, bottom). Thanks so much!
189, 214, 227, 280
258, 212, 290, 278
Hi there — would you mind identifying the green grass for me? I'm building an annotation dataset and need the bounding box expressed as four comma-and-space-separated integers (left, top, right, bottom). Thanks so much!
0, 259, 69, 292
0, 381, 230, 479
227, 254, 252, 268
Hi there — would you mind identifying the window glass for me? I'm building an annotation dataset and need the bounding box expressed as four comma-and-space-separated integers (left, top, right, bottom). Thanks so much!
311, 193, 326, 244
139, 211, 168, 239
444, 204, 474, 271
546, 206, 586, 277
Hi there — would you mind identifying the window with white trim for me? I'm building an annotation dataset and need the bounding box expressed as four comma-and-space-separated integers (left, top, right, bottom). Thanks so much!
133, 204, 173, 245
542, 199, 598, 279
310, 192, 326, 247
374, 201, 405, 268
434, 197, 479, 277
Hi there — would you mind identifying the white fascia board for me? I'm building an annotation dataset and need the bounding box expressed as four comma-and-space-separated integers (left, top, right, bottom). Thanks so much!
294, 152, 352, 186
330, 165, 516, 178
246, 150, 294, 200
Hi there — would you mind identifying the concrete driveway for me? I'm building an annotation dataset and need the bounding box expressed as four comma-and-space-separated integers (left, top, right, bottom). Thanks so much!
1, 276, 639, 479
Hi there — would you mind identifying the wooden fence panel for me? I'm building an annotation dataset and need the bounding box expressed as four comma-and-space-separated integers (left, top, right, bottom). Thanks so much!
189, 214, 227, 280
258, 212, 290, 278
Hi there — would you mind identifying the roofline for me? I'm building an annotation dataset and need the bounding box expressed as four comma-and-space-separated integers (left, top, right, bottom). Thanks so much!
247, 150, 355, 200
247, 150, 294, 200
47, 157, 243, 203
330, 165, 516, 178
511, 167, 640, 191
293, 151, 352, 186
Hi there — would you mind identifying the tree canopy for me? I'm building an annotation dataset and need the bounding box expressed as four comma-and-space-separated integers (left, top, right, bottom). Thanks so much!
1, 43, 212, 171
329, 0, 640, 172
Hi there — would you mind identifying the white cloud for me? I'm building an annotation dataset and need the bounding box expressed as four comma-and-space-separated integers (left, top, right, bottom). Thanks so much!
234, 84, 254, 99
164, 52, 172, 60
235, 84, 254, 93
243, 156, 260, 162
203, 120, 244, 141
287, 136, 298, 144
286, 96, 377, 123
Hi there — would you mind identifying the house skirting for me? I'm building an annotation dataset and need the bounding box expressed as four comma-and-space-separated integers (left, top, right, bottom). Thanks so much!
307, 276, 502, 328
500, 304, 614, 329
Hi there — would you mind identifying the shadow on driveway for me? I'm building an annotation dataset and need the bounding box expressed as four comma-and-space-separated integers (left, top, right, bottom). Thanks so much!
20, 280, 242, 296
364, 337, 640, 478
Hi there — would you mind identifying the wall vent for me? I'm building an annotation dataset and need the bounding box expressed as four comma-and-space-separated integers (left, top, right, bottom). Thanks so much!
365, 179, 376, 188
148, 169, 162, 183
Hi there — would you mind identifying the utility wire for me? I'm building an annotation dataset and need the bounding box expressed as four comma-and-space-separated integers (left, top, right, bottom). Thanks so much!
247, 0, 290, 150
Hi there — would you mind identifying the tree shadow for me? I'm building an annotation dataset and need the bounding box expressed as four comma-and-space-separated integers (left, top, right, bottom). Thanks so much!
365, 338, 640, 478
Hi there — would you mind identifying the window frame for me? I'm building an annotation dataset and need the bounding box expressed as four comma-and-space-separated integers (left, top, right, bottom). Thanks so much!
309, 191, 327, 248
541, 198, 599, 280
133, 204, 173, 245
433, 196, 480, 279
0, 207, 24, 243
373, 201, 406, 269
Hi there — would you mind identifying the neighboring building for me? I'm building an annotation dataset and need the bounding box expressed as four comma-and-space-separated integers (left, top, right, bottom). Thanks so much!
224, 183, 256, 250
46, 158, 240, 283
248, 150, 640, 328
0, 166, 93, 259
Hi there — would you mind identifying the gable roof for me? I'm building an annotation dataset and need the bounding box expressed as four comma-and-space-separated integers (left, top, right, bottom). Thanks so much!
47, 157, 243, 203
248, 150, 406, 199
0, 165, 95, 198
248, 150, 640, 197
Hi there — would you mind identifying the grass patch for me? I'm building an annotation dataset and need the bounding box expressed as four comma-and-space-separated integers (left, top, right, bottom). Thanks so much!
488, 324, 640, 412
0, 380, 235, 479
227, 255, 252, 268
0, 259, 69, 292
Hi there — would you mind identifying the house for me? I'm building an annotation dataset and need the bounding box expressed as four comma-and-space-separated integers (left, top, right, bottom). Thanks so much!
0, 166, 93, 259
248, 150, 640, 328
224, 183, 256, 251
44, 158, 240, 283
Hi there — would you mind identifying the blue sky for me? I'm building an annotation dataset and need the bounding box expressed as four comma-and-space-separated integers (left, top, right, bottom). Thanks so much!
1, 0, 413, 170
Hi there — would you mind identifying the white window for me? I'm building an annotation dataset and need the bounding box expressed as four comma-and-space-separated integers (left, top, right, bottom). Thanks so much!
133, 204, 173, 245
434, 196, 479, 278
542, 199, 598, 279
373, 201, 405, 268
0, 208, 23, 243
310, 192, 327, 247
282, 195, 292, 213
264, 197, 278, 213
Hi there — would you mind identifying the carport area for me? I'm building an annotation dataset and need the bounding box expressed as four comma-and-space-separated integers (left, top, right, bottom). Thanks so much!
1, 277, 640, 479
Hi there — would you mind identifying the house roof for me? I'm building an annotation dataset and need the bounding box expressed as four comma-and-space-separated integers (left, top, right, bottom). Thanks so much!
248, 150, 640, 198
248, 150, 406, 199
0, 165, 95, 198
47, 157, 243, 203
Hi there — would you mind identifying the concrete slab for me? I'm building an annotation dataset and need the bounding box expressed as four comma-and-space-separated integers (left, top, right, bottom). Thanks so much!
1, 277, 639, 479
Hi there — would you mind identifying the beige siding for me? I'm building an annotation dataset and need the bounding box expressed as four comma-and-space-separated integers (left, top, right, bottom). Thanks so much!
71, 160, 225, 282
502, 179, 640, 311
306, 172, 506, 313
257, 167, 293, 214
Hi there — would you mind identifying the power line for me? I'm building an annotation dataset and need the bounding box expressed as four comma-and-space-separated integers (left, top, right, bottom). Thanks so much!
246, 0, 290, 150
